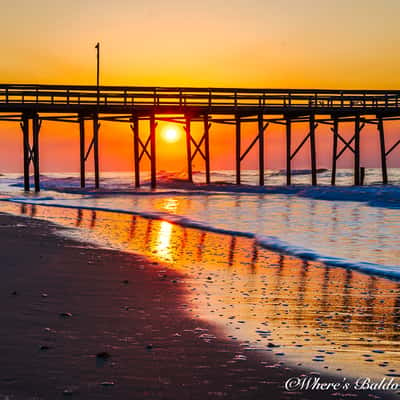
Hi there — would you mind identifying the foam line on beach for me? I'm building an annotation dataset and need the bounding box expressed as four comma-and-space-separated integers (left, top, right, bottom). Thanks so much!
4, 197, 400, 281
10, 177, 400, 209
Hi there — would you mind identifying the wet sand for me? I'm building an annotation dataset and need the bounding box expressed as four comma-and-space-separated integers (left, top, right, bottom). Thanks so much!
0, 212, 398, 399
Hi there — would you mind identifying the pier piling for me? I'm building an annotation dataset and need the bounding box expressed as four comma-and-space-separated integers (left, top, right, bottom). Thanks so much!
185, 115, 193, 183
258, 113, 265, 186
285, 117, 291, 185
79, 115, 85, 188
93, 114, 100, 189
377, 116, 388, 184
235, 114, 241, 185
32, 114, 41, 192
21, 114, 30, 191
204, 114, 211, 184
331, 117, 338, 186
309, 114, 317, 186
150, 114, 157, 189
131, 115, 140, 188
354, 115, 361, 186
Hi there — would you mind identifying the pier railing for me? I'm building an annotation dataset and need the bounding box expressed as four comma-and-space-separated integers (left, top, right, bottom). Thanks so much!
1, 84, 400, 110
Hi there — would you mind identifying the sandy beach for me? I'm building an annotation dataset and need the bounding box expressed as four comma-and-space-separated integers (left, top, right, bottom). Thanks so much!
0, 211, 397, 400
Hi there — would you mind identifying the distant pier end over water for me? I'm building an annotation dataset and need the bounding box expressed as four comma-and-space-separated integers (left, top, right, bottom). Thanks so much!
1, 84, 400, 191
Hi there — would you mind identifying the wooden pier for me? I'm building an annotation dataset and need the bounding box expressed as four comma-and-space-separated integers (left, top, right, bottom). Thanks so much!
0, 84, 400, 191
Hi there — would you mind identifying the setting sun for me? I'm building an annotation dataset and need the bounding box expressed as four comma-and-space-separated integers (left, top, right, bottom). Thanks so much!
163, 127, 181, 143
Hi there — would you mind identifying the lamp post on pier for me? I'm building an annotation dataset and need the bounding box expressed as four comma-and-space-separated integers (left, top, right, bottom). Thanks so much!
95, 42, 100, 104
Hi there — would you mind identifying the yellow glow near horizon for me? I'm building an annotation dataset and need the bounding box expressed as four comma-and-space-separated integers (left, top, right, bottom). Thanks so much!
163, 127, 181, 143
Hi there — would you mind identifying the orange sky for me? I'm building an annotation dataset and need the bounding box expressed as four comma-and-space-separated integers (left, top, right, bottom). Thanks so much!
1, 0, 400, 172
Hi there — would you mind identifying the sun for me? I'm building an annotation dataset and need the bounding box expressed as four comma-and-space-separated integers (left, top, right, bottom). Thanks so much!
163, 127, 180, 143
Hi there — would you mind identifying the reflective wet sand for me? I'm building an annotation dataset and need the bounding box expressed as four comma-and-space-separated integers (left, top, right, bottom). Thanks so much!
2, 201, 400, 381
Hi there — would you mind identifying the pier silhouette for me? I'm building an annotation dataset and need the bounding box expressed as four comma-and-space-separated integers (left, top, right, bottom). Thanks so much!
1, 84, 400, 191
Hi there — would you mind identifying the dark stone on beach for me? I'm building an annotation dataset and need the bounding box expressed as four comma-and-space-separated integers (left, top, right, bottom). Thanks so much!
62, 389, 75, 396
59, 312, 73, 318
96, 351, 111, 360
100, 381, 115, 387
267, 343, 278, 348
146, 344, 153, 350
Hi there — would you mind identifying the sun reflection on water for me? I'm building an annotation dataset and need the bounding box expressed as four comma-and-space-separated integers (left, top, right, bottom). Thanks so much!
155, 221, 173, 262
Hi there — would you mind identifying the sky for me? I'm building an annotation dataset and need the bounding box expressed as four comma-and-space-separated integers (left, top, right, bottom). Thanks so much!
0, 0, 400, 173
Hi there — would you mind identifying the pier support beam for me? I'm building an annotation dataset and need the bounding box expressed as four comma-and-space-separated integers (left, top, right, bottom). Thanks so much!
20, 113, 42, 192
21, 114, 30, 191
377, 116, 388, 184
235, 116, 269, 185
331, 116, 365, 186
184, 114, 211, 184
93, 113, 100, 189
130, 115, 157, 188
78, 113, 101, 189
235, 114, 241, 185
286, 116, 318, 185
185, 115, 193, 183
131, 115, 140, 188
32, 114, 41, 192
79, 115, 85, 188
285, 117, 291, 185
204, 114, 211, 184
331, 117, 338, 185
258, 113, 265, 186
150, 114, 157, 189
309, 114, 317, 186
354, 115, 361, 185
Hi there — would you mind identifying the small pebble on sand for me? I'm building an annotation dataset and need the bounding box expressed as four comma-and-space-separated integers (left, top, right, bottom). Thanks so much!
60, 312, 73, 318
100, 381, 115, 387
96, 351, 111, 359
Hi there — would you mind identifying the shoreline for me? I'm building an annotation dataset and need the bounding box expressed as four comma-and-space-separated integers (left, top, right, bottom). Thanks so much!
3, 196, 399, 281
0, 212, 395, 399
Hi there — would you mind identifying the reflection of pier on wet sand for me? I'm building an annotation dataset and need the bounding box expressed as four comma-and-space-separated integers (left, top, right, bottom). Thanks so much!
7, 202, 400, 380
